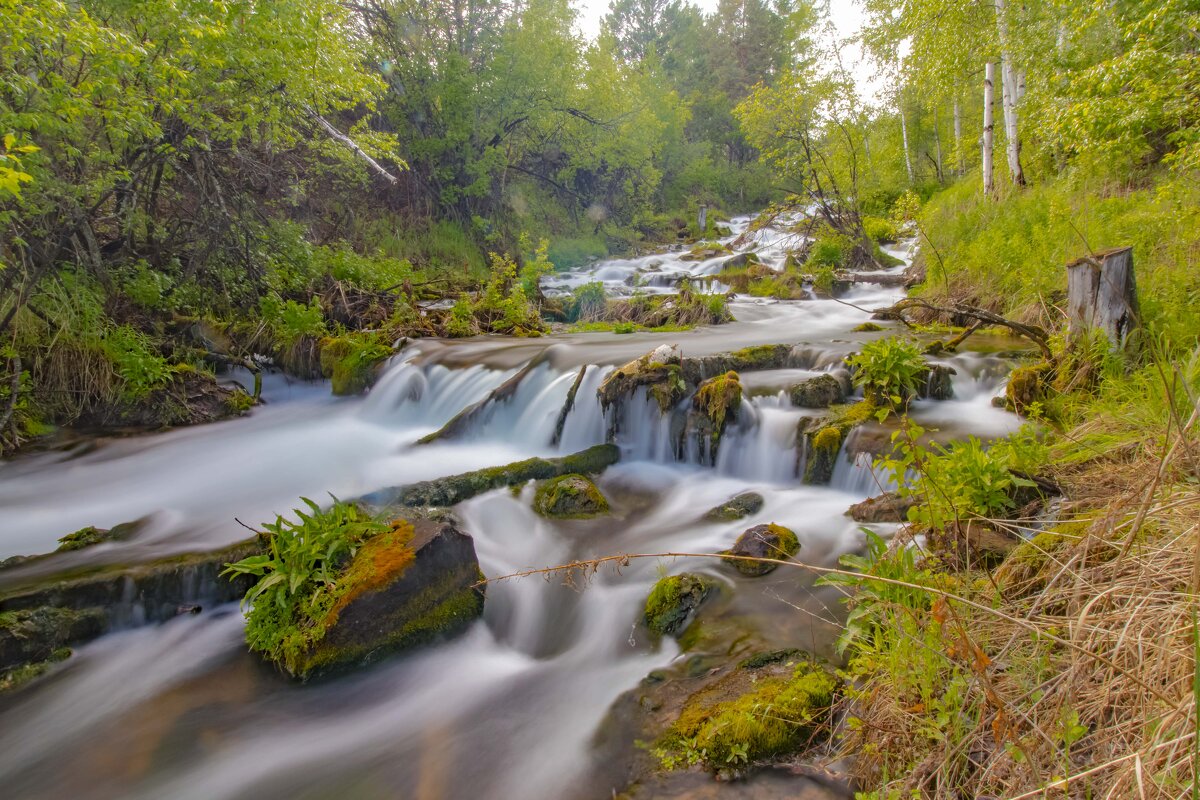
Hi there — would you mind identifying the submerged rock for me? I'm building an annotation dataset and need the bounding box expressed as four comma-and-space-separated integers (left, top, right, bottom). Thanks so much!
644, 573, 716, 636
0, 606, 106, 672
532, 474, 610, 518
722, 523, 800, 576
919, 363, 956, 400
788, 374, 844, 408
647, 653, 836, 779
271, 518, 485, 680
703, 492, 764, 522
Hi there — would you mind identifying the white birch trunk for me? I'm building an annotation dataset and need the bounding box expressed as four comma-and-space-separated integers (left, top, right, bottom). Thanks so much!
995, 0, 1026, 186
900, 102, 914, 184
983, 63, 995, 196
933, 106, 944, 182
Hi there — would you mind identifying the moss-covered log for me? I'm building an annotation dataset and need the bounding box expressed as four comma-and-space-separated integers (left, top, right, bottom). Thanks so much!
389, 444, 620, 507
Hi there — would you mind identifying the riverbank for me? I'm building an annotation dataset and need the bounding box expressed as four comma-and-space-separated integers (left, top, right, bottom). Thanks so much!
834, 169, 1200, 797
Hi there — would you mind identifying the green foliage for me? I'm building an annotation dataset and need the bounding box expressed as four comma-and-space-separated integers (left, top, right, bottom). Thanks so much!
261, 295, 328, 344
807, 233, 852, 270
862, 216, 900, 245
518, 237, 555, 300
846, 337, 927, 409
569, 282, 608, 323
103, 326, 170, 400
547, 236, 608, 270
878, 418, 1041, 529
319, 334, 392, 396
222, 498, 390, 670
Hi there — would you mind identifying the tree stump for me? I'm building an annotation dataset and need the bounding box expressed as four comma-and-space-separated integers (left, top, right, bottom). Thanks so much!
1065, 246, 1138, 350
697, 204, 707, 234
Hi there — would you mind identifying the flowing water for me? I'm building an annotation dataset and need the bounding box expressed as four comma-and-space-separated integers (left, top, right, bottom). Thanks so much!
0, 213, 1025, 799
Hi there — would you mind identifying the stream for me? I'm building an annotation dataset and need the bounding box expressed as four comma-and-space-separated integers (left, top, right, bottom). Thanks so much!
0, 214, 1024, 799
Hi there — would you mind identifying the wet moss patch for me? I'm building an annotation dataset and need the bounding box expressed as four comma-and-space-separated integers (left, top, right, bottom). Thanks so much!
644, 573, 716, 636
532, 474, 610, 519
722, 523, 800, 576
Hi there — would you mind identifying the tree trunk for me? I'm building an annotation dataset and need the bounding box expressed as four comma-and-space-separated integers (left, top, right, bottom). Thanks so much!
995, 0, 1026, 186
983, 63, 995, 196
1066, 247, 1139, 351
900, 102, 914, 184
933, 106, 944, 182
697, 204, 708, 234
953, 98, 965, 176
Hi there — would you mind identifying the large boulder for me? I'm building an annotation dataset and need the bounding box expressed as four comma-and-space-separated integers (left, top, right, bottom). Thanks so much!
847, 492, 917, 523
260, 517, 485, 680
532, 474, 610, 519
643, 573, 716, 637
788, 374, 844, 408
702, 492, 764, 522
598, 346, 689, 415
722, 523, 800, 576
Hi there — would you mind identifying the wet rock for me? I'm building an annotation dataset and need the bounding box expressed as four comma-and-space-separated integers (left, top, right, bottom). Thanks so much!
852, 321, 884, 332
532, 473, 610, 518
846, 492, 916, 523
388, 444, 619, 507
722, 252, 760, 270
918, 363, 956, 400
1006, 361, 1054, 415
722, 524, 800, 576
644, 573, 716, 636
703, 492, 764, 522
274, 518, 485, 680
599, 348, 690, 415
0, 538, 261, 621
55, 518, 147, 553
419, 357, 542, 444
800, 401, 876, 485
788, 374, 845, 408
685, 371, 743, 463
681, 242, 733, 261
0, 606, 106, 671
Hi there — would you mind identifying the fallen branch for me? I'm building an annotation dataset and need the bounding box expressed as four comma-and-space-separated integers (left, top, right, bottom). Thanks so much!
876, 297, 1053, 361
306, 107, 399, 185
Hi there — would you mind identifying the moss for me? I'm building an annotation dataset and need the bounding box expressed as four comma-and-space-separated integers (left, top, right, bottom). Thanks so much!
319, 333, 393, 396
656, 659, 837, 773
224, 389, 256, 415
728, 344, 791, 370
1006, 361, 1054, 415
55, 525, 110, 552
0, 647, 71, 694
323, 521, 415, 622
394, 444, 620, 507
812, 426, 842, 452
532, 473, 610, 518
644, 573, 714, 636
693, 371, 742, 446
599, 355, 689, 414
722, 523, 800, 576
853, 321, 885, 332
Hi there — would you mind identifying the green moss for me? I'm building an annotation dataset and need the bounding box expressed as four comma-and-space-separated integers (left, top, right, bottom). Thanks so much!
853, 321, 885, 332
802, 401, 876, 485
225, 389, 255, 415
319, 333, 393, 396
656, 660, 837, 772
1006, 361, 1054, 415
532, 473, 610, 518
644, 573, 714, 636
721, 523, 800, 576
693, 371, 742, 446
812, 426, 842, 452
728, 344, 791, 370
0, 647, 72, 694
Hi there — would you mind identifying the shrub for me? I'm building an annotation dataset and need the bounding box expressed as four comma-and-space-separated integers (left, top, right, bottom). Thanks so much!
260, 294, 328, 344
862, 215, 899, 244
806, 233, 852, 269
103, 325, 170, 400
569, 281, 608, 322
846, 337, 927, 409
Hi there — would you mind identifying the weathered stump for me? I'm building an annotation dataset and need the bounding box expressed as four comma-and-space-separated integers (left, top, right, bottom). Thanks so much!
1065, 246, 1138, 350
697, 203, 708, 233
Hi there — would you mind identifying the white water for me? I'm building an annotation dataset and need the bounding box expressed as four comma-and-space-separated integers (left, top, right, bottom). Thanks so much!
0, 214, 1024, 800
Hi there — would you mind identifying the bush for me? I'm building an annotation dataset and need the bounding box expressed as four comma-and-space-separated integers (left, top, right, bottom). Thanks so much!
260, 294, 328, 344
862, 215, 899, 244
568, 281, 607, 322
806, 233, 852, 269
846, 337, 926, 409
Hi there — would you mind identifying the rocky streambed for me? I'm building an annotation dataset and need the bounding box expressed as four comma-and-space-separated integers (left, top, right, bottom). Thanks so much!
0, 212, 1034, 799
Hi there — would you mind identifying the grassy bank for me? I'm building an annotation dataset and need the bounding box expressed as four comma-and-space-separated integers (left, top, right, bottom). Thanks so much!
837, 171, 1200, 797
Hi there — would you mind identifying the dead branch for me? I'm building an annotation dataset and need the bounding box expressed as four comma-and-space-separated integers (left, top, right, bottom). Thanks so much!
877, 297, 1053, 361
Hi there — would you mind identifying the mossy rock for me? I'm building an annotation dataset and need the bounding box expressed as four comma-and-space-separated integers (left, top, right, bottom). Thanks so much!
846, 492, 916, 523
55, 519, 146, 553
319, 334, 393, 396
0, 606, 106, 673
393, 445, 619, 507
722, 523, 800, 576
702, 491, 764, 522
686, 371, 743, 461
918, 363, 956, 400
801, 400, 875, 484
655, 656, 836, 774
1006, 361, 1054, 415
532, 474, 610, 519
788, 374, 844, 408
644, 573, 716, 637
250, 518, 485, 680
598, 348, 690, 414
853, 321, 884, 333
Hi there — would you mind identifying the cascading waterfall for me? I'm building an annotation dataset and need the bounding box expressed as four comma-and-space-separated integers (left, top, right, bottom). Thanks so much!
0, 213, 1028, 800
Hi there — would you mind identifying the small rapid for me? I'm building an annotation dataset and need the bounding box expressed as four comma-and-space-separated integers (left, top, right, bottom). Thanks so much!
0, 213, 1026, 799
